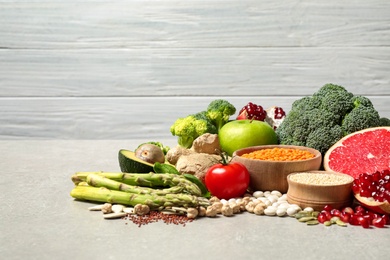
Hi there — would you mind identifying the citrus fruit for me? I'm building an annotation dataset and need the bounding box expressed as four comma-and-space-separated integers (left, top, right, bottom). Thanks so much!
323, 127, 390, 179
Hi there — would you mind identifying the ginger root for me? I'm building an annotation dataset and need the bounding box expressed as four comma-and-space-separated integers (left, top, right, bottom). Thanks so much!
191, 133, 221, 154
176, 153, 220, 182
169, 133, 222, 181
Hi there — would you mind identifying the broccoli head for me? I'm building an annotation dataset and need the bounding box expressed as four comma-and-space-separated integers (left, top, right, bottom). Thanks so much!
170, 112, 217, 148
276, 83, 386, 155
206, 99, 236, 131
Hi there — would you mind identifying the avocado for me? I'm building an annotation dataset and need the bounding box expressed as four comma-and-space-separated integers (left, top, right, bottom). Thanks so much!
118, 149, 154, 173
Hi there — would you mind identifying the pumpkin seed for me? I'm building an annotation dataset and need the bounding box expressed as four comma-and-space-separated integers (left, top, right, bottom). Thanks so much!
324, 221, 332, 226
336, 219, 347, 227
295, 211, 312, 219
306, 220, 319, 225
298, 216, 316, 222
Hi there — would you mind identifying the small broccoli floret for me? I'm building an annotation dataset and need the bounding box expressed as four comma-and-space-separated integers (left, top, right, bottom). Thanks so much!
314, 83, 352, 98
306, 125, 344, 155
306, 109, 340, 131
205, 99, 236, 131
351, 95, 374, 108
380, 117, 390, 126
319, 92, 354, 119
276, 110, 309, 144
341, 106, 380, 135
170, 114, 217, 148
291, 96, 322, 112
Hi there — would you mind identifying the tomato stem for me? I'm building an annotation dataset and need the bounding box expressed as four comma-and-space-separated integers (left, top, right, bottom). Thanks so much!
220, 152, 229, 165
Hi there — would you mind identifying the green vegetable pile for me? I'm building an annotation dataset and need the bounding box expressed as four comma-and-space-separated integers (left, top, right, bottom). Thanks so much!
276, 83, 390, 154
170, 99, 236, 148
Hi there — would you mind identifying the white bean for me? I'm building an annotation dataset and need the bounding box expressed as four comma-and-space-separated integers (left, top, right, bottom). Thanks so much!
264, 206, 277, 216
228, 198, 236, 204
263, 191, 271, 197
303, 207, 314, 212
271, 190, 283, 197
253, 191, 264, 198
220, 199, 228, 205
267, 195, 278, 204
286, 207, 299, 217
276, 207, 287, 217
277, 202, 291, 209
278, 194, 288, 202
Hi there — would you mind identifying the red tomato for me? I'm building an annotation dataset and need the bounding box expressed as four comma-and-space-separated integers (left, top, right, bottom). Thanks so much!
205, 161, 250, 200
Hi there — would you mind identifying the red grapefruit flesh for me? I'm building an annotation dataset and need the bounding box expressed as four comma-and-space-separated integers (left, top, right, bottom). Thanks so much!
323, 127, 390, 179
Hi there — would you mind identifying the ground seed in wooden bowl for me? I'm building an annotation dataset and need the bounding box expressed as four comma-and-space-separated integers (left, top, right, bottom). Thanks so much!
289, 172, 352, 185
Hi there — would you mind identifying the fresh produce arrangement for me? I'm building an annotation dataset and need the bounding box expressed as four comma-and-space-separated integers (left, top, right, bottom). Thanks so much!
70, 83, 390, 229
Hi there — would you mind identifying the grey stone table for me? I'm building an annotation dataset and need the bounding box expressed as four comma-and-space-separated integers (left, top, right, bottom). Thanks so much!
1, 140, 389, 260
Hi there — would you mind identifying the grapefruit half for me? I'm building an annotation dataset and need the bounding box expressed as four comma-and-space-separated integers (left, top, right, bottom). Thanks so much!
324, 127, 390, 179
324, 127, 390, 214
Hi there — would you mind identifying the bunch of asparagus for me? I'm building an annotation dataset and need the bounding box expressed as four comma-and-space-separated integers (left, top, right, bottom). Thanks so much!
70, 172, 210, 210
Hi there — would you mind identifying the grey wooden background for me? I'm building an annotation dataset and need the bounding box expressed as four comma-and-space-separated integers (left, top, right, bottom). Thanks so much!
1, 1, 389, 140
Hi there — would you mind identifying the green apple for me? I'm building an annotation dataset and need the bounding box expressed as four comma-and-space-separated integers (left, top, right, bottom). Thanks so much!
219, 120, 278, 156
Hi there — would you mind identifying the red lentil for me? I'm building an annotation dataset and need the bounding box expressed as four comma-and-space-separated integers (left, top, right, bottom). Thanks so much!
241, 147, 315, 161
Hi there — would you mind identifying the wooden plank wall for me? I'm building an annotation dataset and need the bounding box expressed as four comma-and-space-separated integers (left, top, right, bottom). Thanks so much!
1, 1, 389, 140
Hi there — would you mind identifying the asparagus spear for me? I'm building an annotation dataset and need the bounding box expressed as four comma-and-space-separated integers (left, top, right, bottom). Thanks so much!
72, 171, 202, 196
86, 173, 190, 196
70, 185, 210, 210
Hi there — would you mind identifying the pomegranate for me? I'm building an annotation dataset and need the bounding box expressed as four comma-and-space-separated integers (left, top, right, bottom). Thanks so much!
236, 102, 286, 129
352, 170, 390, 214
236, 102, 267, 121
265, 106, 286, 130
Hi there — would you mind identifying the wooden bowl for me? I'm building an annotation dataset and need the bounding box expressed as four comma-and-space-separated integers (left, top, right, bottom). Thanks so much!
231, 145, 322, 193
287, 170, 354, 211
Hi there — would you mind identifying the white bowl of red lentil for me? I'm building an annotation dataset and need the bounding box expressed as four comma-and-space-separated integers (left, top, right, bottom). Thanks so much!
231, 145, 322, 193
287, 170, 354, 211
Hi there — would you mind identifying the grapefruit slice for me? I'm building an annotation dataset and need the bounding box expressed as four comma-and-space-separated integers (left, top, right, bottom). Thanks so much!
323, 127, 390, 179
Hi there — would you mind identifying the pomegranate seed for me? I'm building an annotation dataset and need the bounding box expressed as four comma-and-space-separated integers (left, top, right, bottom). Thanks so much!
372, 171, 381, 182
323, 205, 333, 212
320, 210, 332, 221
339, 212, 351, 223
372, 217, 386, 228
381, 214, 390, 225
354, 205, 366, 214
349, 215, 361, 226
330, 209, 341, 217
317, 212, 329, 224
358, 216, 371, 228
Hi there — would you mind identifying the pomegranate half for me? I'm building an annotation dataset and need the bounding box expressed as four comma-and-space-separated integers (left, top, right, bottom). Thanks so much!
353, 193, 390, 215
